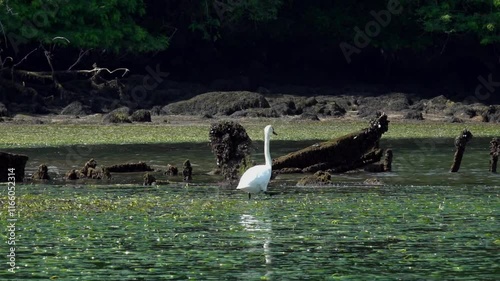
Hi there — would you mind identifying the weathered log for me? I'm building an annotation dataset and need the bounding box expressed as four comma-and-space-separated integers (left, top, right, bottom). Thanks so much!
0, 152, 29, 182
450, 129, 473, 172
490, 138, 499, 173
107, 161, 153, 173
273, 113, 389, 173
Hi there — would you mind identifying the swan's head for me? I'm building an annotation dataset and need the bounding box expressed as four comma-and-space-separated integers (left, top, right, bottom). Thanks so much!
264, 125, 277, 137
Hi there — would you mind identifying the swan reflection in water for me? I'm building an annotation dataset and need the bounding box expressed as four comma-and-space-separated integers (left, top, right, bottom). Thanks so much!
239, 214, 273, 266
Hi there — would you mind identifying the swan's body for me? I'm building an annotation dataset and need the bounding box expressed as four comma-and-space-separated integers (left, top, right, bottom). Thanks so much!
237, 125, 276, 198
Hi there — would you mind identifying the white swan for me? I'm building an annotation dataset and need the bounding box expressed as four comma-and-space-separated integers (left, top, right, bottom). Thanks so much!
237, 125, 277, 199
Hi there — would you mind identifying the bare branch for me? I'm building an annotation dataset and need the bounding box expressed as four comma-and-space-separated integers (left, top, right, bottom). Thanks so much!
0, 55, 13, 70
52, 37, 70, 44
0, 20, 7, 49
4, 0, 17, 15
44, 50, 55, 80
15, 66, 130, 78
68, 49, 92, 71
168, 27, 178, 40
12, 47, 39, 68
91, 65, 130, 77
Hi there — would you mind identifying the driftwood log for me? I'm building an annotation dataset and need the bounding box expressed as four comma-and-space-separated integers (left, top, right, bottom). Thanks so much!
450, 129, 473, 172
0, 152, 29, 182
273, 113, 389, 173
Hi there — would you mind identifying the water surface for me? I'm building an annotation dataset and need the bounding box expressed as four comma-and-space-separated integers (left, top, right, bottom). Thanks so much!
0, 138, 498, 280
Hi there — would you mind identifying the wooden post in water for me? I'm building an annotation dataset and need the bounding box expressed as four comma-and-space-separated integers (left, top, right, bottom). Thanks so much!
490, 138, 499, 173
384, 149, 393, 172
450, 129, 473, 172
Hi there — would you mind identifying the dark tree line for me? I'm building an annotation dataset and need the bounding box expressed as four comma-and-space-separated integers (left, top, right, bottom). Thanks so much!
1, 0, 500, 88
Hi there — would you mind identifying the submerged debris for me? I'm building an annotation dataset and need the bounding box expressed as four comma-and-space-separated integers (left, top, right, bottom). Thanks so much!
297, 171, 333, 186
209, 121, 252, 180
363, 178, 384, 185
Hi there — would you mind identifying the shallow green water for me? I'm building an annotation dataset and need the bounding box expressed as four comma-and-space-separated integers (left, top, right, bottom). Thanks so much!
4, 137, 500, 186
0, 138, 499, 280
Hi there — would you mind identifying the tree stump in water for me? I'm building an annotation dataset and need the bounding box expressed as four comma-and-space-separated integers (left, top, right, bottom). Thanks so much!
65, 169, 79, 180
66, 158, 112, 180
81, 158, 97, 177
209, 121, 252, 180
143, 173, 156, 185
165, 164, 179, 176
450, 129, 473, 172
490, 138, 500, 173
0, 152, 29, 182
183, 159, 192, 181
32, 164, 50, 180
273, 113, 390, 173
364, 149, 393, 172
384, 149, 393, 172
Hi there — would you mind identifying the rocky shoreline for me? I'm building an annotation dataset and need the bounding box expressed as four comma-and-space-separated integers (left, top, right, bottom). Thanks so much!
1, 89, 499, 125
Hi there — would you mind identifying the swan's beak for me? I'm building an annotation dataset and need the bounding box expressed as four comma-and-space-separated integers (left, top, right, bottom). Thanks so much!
272, 130, 278, 136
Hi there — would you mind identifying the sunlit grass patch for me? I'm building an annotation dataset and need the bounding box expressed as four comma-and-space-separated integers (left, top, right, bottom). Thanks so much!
0, 119, 498, 148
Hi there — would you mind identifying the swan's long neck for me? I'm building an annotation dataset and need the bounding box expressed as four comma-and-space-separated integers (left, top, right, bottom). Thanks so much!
264, 130, 272, 167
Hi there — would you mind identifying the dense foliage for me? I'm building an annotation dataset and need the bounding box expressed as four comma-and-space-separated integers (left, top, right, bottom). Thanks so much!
0, 0, 169, 53
1, 0, 499, 54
